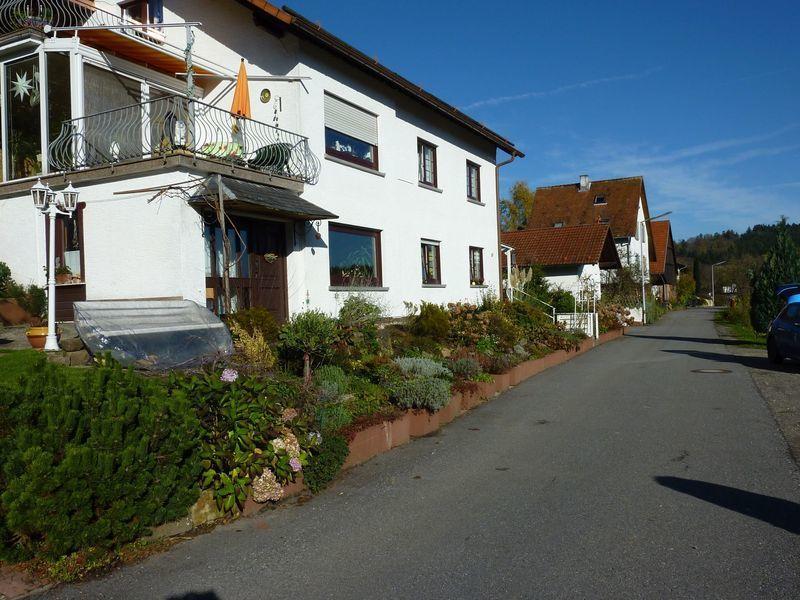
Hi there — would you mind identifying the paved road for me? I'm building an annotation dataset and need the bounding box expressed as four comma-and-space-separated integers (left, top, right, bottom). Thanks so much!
43, 309, 800, 599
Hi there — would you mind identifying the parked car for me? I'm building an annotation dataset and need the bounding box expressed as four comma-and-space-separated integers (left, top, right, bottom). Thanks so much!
767, 284, 800, 364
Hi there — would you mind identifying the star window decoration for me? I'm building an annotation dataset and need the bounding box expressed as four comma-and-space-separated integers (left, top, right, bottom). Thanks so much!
11, 71, 32, 101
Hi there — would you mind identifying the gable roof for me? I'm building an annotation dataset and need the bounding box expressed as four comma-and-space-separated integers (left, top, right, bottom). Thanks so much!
649, 220, 674, 276
501, 224, 621, 269
237, 1, 522, 157
528, 176, 650, 240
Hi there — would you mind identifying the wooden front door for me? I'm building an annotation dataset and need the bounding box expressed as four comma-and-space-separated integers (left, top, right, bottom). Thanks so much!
205, 217, 289, 322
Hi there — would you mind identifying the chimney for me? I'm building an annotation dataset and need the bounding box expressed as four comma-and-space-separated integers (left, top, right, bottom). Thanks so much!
579, 174, 591, 192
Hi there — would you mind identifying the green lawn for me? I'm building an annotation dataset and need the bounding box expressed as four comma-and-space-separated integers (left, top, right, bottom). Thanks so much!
0, 349, 88, 387
714, 311, 767, 349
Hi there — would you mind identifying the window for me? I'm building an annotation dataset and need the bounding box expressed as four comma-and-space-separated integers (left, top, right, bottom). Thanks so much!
469, 247, 484, 285
418, 139, 437, 187
120, 0, 163, 24
329, 224, 382, 287
594, 195, 607, 205
324, 93, 379, 170
467, 161, 481, 201
553, 221, 564, 228
599, 218, 610, 225
421, 241, 441, 285
47, 204, 85, 283
5, 55, 42, 180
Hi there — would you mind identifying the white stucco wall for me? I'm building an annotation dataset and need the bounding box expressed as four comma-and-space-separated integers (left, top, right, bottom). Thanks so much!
0, 171, 207, 306
543, 263, 602, 303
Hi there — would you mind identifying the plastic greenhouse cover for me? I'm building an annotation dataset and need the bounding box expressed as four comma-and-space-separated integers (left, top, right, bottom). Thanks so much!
74, 300, 233, 370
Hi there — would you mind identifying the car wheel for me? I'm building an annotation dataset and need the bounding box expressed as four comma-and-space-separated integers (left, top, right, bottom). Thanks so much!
767, 336, 783, 365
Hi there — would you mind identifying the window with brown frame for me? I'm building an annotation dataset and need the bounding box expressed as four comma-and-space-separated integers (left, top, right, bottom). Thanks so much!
46, 203, 85, 284
329, 223, 382, 287
466, 161, 481, 201
418, 139, 437, 187
469, 246, 484, 285
421, 241, 441, 285
324, 93, 379, 170
120, 0, 163, 24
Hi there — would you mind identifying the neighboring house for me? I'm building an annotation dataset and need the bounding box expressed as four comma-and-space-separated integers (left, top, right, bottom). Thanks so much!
500, 224, 621, 301
0, 0, 522, 321
526, 175, 656, 321
649, 220, 678, 303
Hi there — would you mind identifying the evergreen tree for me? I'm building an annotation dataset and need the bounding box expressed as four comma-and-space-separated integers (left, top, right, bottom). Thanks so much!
692, 259, 703, 294
750, 219, 800, 332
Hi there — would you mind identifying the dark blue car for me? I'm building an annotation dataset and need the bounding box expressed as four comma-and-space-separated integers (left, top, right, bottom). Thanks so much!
767, 284, 800, 364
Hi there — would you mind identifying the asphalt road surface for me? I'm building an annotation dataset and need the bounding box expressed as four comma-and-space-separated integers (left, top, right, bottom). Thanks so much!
42, 309, 800, 599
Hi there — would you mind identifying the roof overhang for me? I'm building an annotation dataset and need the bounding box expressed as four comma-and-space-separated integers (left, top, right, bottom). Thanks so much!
192, 176, 337, 221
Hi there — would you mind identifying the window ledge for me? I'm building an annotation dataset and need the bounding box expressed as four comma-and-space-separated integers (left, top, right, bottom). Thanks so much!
325, 155, 385, 177
470, 284, 488, 288
329, 286, 389, 292
422, 283, 446, 288
418, 182, 443, 194
467, 198, 485, 206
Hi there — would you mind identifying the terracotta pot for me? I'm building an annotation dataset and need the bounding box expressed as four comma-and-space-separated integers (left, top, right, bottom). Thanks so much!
26, 326, 49, 349
55, 273, 70, 285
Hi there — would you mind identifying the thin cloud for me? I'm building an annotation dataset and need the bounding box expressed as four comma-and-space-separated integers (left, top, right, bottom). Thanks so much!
463, 67, 663, 110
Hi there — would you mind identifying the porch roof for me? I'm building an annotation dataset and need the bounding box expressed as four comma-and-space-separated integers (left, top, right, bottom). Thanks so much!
192, 176, 337, 221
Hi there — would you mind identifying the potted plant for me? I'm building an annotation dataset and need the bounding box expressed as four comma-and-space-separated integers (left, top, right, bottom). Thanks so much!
25, 293, 51, 350
55, 264, 72, 285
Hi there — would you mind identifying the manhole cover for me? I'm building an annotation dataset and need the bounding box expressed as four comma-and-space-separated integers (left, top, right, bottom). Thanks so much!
691, 369, 732, 374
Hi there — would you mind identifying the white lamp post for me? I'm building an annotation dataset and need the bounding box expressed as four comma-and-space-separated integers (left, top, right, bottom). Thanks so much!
31, 179, 79, 352
711, 260, 726, 306
638, 210, 673, 325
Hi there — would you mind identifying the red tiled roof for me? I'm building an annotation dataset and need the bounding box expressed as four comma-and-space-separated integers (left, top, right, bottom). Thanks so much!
501, 224, 621, 268
649, 220, 672, 275
528, 176, 649, 239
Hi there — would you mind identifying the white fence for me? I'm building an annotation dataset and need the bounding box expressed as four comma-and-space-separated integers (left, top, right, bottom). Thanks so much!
556, 312, 598, 339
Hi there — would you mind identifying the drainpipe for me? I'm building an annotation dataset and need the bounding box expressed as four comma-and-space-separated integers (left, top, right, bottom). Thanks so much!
495, 152, 517, 301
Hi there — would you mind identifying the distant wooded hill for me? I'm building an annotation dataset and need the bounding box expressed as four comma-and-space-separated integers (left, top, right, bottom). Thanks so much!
677, 221, 800, 294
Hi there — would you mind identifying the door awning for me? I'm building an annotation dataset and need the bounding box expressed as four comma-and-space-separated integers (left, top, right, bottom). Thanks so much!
192, 176, 337, 221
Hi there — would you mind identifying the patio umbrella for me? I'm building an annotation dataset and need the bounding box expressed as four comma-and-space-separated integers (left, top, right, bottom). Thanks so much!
230, 59, 251, 119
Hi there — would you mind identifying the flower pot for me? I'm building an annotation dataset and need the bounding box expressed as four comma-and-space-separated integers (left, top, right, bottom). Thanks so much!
26, 326, 49, 349
55, 274, 70, 285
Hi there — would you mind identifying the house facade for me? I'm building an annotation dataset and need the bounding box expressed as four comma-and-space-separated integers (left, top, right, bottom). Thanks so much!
501, 224, 621, 301
649, 220, 678, 303
526, 175, 656, 321
0, 0, 522, 321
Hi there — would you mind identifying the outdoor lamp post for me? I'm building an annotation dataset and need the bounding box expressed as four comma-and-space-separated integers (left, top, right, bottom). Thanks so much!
711, 260, 727, 306
31, 179, 79, 351
639, 210, 673, 325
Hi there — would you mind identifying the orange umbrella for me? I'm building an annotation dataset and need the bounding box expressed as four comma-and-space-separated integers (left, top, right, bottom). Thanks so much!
230, 59, 251, 119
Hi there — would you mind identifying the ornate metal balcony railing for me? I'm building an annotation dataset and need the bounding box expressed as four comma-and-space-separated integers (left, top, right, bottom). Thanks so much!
49, 95, 321, 184
0, 0, 152, 36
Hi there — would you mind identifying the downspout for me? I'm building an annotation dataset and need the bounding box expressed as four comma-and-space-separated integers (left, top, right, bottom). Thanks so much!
495, 152, 517, 301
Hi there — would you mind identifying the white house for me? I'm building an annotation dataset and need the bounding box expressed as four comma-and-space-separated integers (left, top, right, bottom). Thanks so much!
500, 224, 621, 302
526, 175, 656, 321
0, 0, 523, 321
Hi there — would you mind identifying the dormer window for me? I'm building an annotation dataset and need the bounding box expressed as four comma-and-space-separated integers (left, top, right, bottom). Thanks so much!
594, 195, 606, 205
553, 221, 564, 228
599, 218, 610, 225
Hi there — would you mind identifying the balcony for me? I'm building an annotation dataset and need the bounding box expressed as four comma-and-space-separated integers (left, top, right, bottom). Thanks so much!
0, 0, 214, 76
48, 95, 321, 184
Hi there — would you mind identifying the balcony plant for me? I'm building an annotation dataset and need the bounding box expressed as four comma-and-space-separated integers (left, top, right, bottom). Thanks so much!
55, 264, 72, 285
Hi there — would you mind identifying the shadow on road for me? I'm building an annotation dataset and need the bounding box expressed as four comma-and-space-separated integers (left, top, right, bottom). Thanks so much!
661, 349, 799, 373
626, 333, 755, 347
655, 476, 800, 534
166, 593, 220, 600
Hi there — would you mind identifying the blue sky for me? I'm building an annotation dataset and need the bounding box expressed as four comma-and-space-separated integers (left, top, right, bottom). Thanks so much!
290, 0, 799, 239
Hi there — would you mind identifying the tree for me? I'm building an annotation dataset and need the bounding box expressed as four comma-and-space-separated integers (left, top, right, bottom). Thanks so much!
692, 259, 703, 294
750, 219, 800, 332
676, 272, 696, 305
500, 181, 535, 231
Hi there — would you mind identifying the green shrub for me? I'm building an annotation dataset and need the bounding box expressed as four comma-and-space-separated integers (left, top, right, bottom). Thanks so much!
279, 310, 339, 373
390, 376, 451, 411
394, 356, 451, 379
411, 302, 450, 340
313, 365, 348, 398
550, 288, 577, 314
750, 220, 800, 332
338, 295, 383, 327
344, 376, 389, 419
315, 403, 353, 434
227, 307, 280, 344
303, 434, 349, 494
0, 361, 201, 561
448, 357, 482, 380
172, 370, 313, 513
